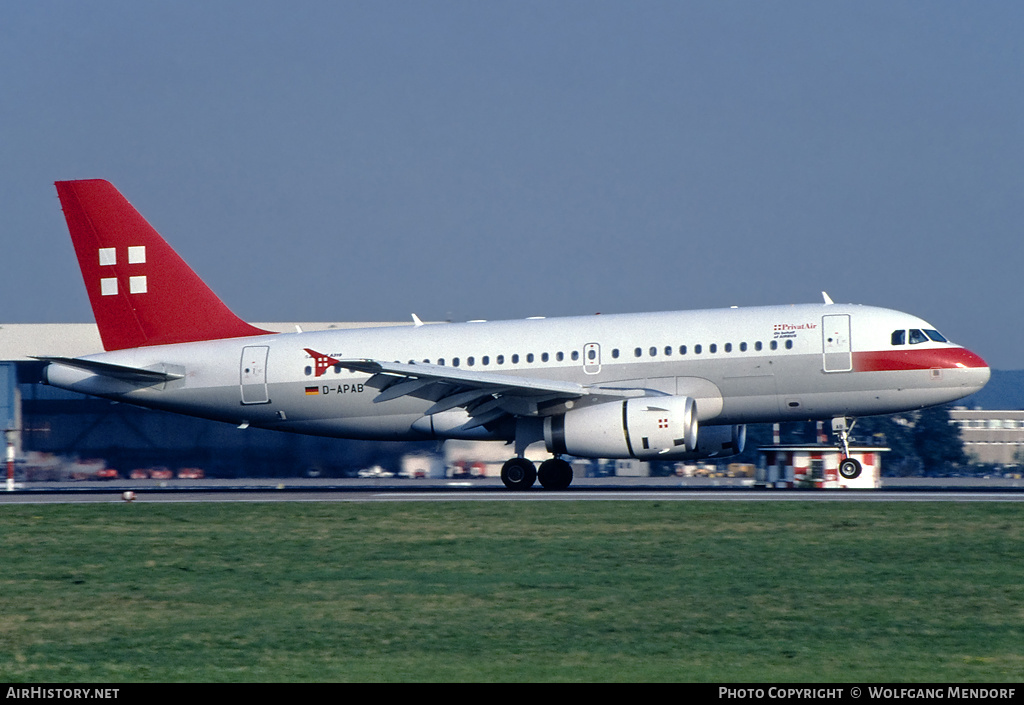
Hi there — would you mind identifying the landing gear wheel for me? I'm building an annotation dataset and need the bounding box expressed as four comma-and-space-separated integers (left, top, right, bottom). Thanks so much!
839, 457, 862, 480
538, 458, 573, 490
501, 457, 537, 490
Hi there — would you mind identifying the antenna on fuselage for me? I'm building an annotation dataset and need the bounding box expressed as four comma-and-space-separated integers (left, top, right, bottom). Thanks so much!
822, 292, 834, 305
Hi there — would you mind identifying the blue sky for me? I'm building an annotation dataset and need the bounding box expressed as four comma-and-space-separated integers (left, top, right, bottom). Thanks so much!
2, 2, 1022, 368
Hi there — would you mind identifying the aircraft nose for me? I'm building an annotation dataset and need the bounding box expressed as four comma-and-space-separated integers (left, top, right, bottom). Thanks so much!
960, 348, 991, 394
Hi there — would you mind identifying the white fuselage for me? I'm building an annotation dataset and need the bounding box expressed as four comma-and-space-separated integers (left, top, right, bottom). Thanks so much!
44, 303, 991, 444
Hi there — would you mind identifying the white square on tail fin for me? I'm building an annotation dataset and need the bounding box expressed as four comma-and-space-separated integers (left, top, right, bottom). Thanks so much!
100, 278, 117, 296
128, 246, 146, 264
99, 248, 116, 266
129, 276, 147, 294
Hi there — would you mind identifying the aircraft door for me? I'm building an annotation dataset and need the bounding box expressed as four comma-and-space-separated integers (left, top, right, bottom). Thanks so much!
583, 343, 601, 374
240, 345, 270, 404
822, 315, 852, 372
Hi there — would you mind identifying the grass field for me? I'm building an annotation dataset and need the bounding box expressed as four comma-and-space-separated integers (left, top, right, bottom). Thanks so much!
1, 500, 1021, 682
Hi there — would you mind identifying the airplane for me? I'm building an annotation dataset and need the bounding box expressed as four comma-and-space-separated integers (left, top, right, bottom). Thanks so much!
38, 179, 990, 489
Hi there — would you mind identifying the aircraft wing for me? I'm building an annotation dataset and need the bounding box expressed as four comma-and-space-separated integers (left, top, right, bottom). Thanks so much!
336, 358, 649, 430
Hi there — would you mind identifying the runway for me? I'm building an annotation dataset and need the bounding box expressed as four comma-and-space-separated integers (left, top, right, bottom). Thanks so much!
3, 477, 1024, 504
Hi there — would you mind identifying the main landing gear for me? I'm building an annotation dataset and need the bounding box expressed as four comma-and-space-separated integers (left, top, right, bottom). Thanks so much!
500, 456, 573, 491
832, 417, 863, 480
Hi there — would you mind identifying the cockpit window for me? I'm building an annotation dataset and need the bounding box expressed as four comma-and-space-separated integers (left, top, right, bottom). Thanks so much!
894, 328, 947, 346
909, 329, 929, 344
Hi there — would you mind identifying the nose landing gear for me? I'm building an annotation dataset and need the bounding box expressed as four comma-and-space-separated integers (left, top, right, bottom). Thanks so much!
832, 417, 863, 479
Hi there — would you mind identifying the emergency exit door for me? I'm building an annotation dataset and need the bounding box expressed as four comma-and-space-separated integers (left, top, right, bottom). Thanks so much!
583, 343, 601, 374
822, 315, 852, 373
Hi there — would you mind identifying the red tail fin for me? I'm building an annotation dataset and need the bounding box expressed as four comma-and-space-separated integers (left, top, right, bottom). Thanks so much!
55, 179, 270, 351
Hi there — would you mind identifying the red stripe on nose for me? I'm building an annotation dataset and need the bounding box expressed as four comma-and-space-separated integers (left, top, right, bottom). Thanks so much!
853, 347, 988, 372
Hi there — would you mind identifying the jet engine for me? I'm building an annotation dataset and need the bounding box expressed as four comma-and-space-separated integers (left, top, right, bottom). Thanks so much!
543, 396, 698, 460
682, 424, 746, 460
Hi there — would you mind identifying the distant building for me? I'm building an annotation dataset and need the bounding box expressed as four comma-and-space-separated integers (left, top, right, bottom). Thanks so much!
950, 408, 1024, 466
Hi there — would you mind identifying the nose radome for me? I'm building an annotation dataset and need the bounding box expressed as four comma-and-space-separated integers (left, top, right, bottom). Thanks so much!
961, 349, 991, 394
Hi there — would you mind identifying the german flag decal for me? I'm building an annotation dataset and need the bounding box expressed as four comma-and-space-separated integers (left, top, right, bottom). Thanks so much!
305, 386, 319, 395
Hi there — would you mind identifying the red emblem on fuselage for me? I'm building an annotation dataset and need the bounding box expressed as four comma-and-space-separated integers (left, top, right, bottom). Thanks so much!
304, 348, 341, 377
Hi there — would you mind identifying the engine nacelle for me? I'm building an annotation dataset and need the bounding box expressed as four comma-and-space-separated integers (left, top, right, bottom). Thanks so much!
544, 396, 698, 460
679, 424, 746, 460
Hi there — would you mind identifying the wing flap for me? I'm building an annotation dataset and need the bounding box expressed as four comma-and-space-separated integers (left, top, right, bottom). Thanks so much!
424, 388, 511, 416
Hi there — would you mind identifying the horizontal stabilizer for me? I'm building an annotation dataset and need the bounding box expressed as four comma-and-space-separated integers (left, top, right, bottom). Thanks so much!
34, 356, 184, 384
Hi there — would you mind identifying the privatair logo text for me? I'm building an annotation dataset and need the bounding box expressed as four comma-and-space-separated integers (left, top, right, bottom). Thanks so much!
773, 322, 817, 340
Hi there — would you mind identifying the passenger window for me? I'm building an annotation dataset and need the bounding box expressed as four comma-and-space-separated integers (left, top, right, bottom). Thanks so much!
611, 349, 620, 359
511, 354, 519, 364
695, 344, 702, 354
527, 353, 535, 363
497, 355, 504, 365
709, 344, 717, 353
891, 330, 906, 346
664, 346, 672, 356
909, 329, 928, 345
770, 341, 778, 351
679, 345, 687, 355
634, 348, 642, 358
725, 343, 732, 353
